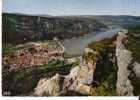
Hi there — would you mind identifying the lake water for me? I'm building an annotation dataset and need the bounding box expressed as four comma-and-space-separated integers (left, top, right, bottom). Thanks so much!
62, 28, 121, 55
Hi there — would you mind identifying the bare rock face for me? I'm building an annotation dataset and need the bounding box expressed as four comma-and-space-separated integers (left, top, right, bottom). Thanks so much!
68, 66, 80, 80
34, 54, 95, 96
116, 30, 140, 96
74, 83, 91, 95
62, 51, 96, 95
133, 62, 140, 79
62, 65, 92, 95
32, 46, 96, 96
34, 74, 64, 96
116, 30, 134, 95
116, 49, 134, 95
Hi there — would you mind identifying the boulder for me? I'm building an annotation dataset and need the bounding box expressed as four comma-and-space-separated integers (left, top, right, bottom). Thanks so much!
34, 74, 64, 96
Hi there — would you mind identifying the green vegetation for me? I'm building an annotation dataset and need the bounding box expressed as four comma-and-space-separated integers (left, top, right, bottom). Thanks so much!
71, 58, 80, 66
125, 23, 140, 63
125, 22, 140, 34
87, 37, 117, 96
83, 52, 99, 62
2, 41, 58, 56
2, 13, 107, 44
84, 37, 116, 62
124, 23, 140, 95
2, 43, 16, 55
126, 35, 140, 63
91, 55, 117, 96
90, 84, 116, 96
90, 70, 117, 96
63, 53, 81, 58
3, 59, 75, 96
88, 37, 116, 52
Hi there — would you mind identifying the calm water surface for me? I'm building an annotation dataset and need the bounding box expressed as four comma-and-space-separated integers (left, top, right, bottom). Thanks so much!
63, 28, 121, 55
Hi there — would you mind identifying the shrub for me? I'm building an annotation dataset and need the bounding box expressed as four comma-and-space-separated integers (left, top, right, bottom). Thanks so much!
90, 84, 116, 96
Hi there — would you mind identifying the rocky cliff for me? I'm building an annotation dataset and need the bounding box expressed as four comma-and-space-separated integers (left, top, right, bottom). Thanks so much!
33, 30, 140, 96
33, 49, 96, 96
2, 13, 107, 44
116, 30, 140, 96
33, 36, 117, 96
3, 25, 140, 96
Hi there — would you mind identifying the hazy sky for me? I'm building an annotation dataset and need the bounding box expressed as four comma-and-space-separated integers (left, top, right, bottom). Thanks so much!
3, 0, 140, 16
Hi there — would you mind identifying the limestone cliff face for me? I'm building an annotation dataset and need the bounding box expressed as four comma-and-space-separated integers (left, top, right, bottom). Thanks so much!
116, 30, 140, 96
2, 13, 107, 44
33, 49, 96, 96
32, 34, 118, 96
33, 30, 140, 96
34, 74, 64, 96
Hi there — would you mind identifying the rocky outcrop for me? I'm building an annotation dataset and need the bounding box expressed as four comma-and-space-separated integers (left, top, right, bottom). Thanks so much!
61, 48, 99, 95
33, 67, 92, 96
34, 74, 64, 96
33, 36, 118, 96
116, 29, 140, 96
33, 48, 97, 96
116, 30, 134, 95
35, 30, 140, 96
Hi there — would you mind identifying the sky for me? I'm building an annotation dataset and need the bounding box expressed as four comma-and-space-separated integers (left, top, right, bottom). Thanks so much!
2, 0, 140, 16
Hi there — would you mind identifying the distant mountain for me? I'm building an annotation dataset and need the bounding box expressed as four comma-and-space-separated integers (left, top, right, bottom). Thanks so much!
2, 13, 107, 44
3, 12, 53, 18
93, 15, 140, 26
58, 15, 140, 25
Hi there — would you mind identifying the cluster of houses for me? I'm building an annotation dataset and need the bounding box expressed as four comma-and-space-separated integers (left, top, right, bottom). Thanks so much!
4, 42, 65, 71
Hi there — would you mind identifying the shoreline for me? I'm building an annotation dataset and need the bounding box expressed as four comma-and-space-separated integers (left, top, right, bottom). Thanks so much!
62, 28, 121, 55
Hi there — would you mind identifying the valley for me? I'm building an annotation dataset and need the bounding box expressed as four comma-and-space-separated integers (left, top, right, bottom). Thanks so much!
2, 13, 140, 96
